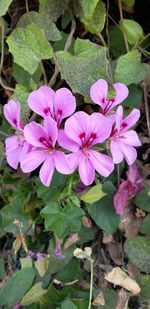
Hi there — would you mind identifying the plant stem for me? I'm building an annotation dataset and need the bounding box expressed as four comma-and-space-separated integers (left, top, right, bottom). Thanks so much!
48, 16, 76, 87
40, 61, 48, 85
117, 164, 120, 187
25, 0, 29, 12
142, 81, 150, 141
0, 17, 15, 92
118, 0, 129, 53
88, 258, 94, 309
97, 32, 107, 48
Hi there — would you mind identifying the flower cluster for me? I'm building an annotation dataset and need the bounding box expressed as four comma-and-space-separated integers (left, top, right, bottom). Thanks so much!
3, 79, 141, 187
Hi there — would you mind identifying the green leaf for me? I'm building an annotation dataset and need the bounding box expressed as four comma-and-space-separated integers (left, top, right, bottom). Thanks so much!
140, 215, 150, 235
0, 257, 5, 280
123, 84, 142, 108
12, 84, 29, 121
41, 203, 84, 238
0, 267, 36, 309
21, 282, 47, 306
93, 288, 117, 309
77, 0, 106, 34
35, 257, 49, 277
0, 0, 13, 16
56, 259, 83, 283
36, 172, 66, 203
13, 62, 42, 89
0, 195, 29, 234
122, 0, 135, 7
124, 236, 150, 273
136, 275, 150, 302
120, 19, 144, 45
80, 183, 106, 203
7, 23, 53, 74
115, 50, 150, 85
20, 257, 33, 269
17, 11, 61, 42
56, 38, 110, 96
87, 181, 120, 234
135, 188, 150, 212
39, 0, 67, 22
109, 25, 126, 57
61, 300, 77, 309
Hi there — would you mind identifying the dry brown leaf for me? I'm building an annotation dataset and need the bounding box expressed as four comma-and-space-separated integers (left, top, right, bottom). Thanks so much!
63, 233, 79, 249
119, 202, 141, 237
102, 232, 113, 244
105, 267, 141, 295
82, 216, 92, 228
127, 262, 140, 278
107, 242, 123, 265
92, 291, 105, 307
116, 289, 130, 309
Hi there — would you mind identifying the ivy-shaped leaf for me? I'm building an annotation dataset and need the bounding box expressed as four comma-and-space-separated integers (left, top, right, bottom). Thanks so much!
40, 202, 85, 238
7, 23, 53, 74
56, 38, 110, 96
17, 11, 61, 42
114, 50, 150, 85
0, 0, 13, 16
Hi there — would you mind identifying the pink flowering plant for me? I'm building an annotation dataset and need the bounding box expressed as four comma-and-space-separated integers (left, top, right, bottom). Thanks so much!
0, 2, 150, 308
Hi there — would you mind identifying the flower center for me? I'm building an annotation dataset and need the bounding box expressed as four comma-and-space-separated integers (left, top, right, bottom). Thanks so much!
79, 132, 97, 148
39, 136, 53, 149
102, 98, 115, 115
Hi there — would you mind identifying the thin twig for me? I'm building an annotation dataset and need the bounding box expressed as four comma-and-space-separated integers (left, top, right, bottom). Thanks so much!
106, 0, 113, 82
142, 81, 150, 140
25, 0, 29, 12
48, 17, 76, 87
0, 17, 15, 92
97, 32, 107, 48
40, 61, 48, 85
118, 0, 129, 53
0, 130, 9, 137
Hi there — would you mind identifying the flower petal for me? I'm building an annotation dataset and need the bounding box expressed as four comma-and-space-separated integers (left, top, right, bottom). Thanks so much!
43, 117, 58, 147
114, 180, 130, 215
58, 129, 79, 152
21, 149, 47, 172
115, 105, 123, 131
119, 143, 137, 165
54, 150, 73, 174
5, 135, 23, 169
89, 150, 114, 177
67, 151, 82, 170
28, 86, 54, 118
78, 154, 95, 186
119, 130, 141, 146
112, 83, 129, 107
122, 108, 140, 132
90, 113, 112, 144
110, 140, 124, 164
39, 156, 55, 186
54, 88, 76, 127
65, 111, 91, 146
90, 79, 108, 107
24, 122, 48, 148
4, 100, 23, 130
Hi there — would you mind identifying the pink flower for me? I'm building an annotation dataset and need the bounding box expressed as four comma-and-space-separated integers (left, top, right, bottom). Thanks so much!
3, 100, 31, 169
4, 100, 24, 131
58, 111, 114, 186
114, 164, 144, 215
20, 117, 73, 186
90, 79, 128, 115
110, 106, 141, 165
28, 86, 76, 127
